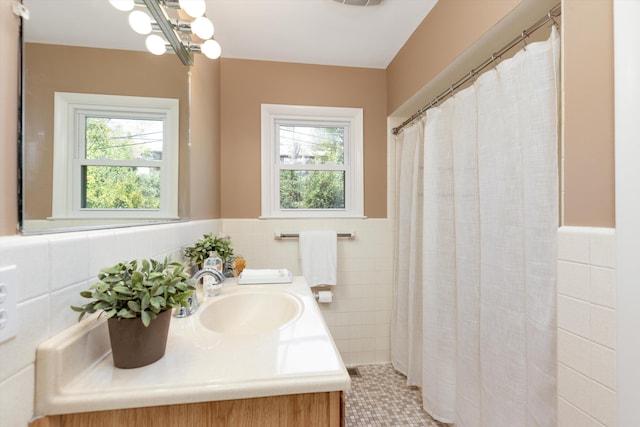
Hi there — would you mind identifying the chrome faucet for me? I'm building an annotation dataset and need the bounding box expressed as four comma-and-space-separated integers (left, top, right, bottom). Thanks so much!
174, 267, 226, 318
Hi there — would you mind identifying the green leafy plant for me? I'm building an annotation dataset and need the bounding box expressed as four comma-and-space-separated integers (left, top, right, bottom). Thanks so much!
71, 258, 194, 327
183, 233, 234, 269
213, 236, 234, 264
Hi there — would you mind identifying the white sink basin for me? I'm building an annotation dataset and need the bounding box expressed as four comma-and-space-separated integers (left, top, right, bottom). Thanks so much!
199, 291, 302, 334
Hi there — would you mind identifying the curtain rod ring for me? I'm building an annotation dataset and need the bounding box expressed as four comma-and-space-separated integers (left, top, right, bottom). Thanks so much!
548, 10, 559, 28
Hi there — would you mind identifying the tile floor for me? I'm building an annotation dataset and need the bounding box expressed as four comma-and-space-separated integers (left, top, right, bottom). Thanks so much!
344, 363, 448, 427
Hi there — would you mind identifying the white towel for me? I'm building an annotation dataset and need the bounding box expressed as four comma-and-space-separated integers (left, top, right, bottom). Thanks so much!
299, 230, 337, 286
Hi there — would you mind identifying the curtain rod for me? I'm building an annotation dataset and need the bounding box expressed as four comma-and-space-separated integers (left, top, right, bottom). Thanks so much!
392, 3, 561, 136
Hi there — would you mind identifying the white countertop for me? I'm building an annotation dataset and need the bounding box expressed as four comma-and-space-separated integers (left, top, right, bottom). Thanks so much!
35, 277, 350, 415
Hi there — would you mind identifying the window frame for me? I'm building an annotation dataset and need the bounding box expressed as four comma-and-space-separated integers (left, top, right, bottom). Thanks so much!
260, 104, 364, 218
52, 92, 179, 220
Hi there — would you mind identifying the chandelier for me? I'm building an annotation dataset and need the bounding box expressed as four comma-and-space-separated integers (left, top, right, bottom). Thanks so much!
109, 0, 221, 65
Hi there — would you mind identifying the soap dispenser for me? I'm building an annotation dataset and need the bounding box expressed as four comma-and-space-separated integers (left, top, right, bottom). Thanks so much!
202, 252, 224, 297
203, 251, 223, 271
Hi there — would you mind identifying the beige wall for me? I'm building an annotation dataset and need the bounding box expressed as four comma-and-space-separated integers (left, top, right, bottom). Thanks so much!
23, 43, 190, 219
562, 0, 615, 227
189, 54, 222, 220
0, 0, 19, 235
0, 0, 617, 233
219, 59, 387, 218
386, 0, 521, 115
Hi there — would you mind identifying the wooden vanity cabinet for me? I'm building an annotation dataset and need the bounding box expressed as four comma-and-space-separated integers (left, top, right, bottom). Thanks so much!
30, 391, 344, 427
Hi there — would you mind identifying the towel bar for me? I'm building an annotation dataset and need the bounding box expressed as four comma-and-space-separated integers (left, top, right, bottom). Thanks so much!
274, 232, 355, 240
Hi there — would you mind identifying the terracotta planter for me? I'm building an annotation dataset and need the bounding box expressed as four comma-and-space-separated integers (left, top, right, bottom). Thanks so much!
107, 309, 172, 369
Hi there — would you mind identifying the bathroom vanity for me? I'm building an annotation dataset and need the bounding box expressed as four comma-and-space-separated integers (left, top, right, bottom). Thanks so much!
32, 278, 349, 426
30, 392, 342, 427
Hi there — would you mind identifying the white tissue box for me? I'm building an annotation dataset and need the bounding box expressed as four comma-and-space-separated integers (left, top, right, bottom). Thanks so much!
237, 268, 293, 284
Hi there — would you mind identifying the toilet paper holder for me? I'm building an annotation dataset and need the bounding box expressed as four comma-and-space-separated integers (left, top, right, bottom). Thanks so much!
314, 290, 333, 303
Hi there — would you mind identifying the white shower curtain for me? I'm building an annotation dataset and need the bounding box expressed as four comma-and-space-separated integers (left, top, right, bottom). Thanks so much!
392, 28, 560, 427
391, 117, 425, 383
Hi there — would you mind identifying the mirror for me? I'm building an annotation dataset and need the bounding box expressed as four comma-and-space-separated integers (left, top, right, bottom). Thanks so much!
20, 0, 191, 234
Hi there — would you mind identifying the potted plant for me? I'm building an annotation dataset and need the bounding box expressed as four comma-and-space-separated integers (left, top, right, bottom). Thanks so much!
183, 233, 235, 271
71, 257, 194, 369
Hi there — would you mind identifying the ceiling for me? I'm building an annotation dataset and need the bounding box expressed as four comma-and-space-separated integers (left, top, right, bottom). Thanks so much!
23, 0, 438, 69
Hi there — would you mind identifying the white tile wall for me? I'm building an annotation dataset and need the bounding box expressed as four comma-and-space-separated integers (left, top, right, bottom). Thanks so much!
557, 226, 616, 427
222, 218, 394, 365
0, 219, 220, 426
0, 365, 35, 427
5, 219, 620, 427
0, 217, 393, 425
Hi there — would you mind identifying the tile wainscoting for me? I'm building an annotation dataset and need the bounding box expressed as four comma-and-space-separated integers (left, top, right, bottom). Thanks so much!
0, 217, 395, 426
0, 219, 221, 427
221, 218, 394, 366
1, 221, 619, 427
557, 226, 616, 427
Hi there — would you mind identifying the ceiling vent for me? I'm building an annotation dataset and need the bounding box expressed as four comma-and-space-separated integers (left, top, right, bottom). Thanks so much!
332, 0, 383, 6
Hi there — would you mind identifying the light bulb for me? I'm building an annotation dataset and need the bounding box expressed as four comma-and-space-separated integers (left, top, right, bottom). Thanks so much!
201, 39, 221, 59
145, 35, 167, 55
129, 10, 153, 35
191, 16, 214, 40
178, 0, 206, 18
109, 0, 134, 12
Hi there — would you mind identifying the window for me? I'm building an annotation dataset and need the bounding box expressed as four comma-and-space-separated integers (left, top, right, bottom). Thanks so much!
261, 104, 364, 218
52, 93, 179, 219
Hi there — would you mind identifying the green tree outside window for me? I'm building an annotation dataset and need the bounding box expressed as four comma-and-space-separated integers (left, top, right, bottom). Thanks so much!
279, 125, 346, 210
83, 117, 162, 209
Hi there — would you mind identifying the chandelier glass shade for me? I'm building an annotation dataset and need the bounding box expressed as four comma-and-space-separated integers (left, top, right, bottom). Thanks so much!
145, 34, 167, 55
128, 10, 153, 34
109, 0, 135, 12
109, 0, 221, 65
178, 0, 206, 18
